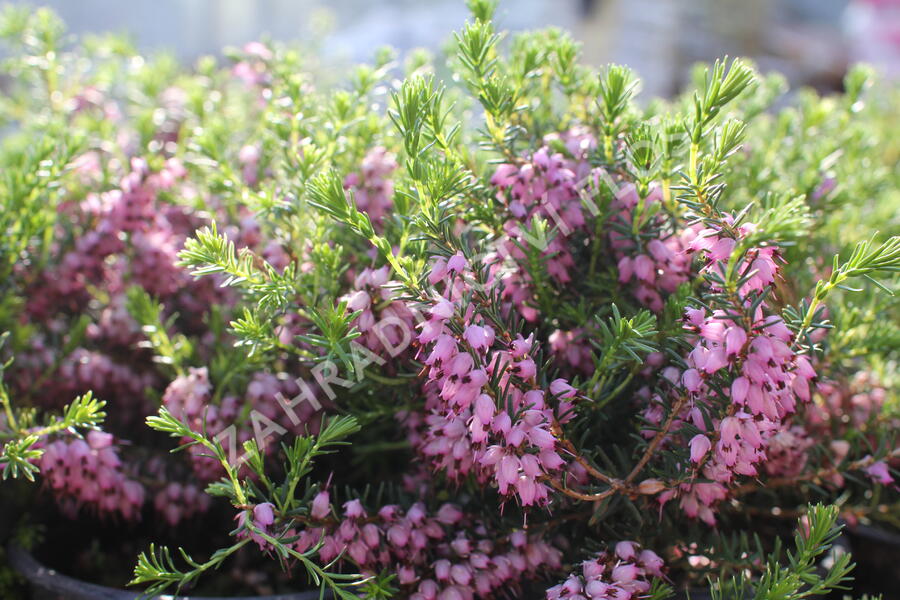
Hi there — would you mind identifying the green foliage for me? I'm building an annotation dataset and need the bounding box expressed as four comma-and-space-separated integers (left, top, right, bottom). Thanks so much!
687, 58, 757, 145
454, 19, 500, 86
0, 133, 81, 285
465, 0, 499, 23
0, 330, 106, 481
179, 224, 298, 311
296, 302, 363, 375
709, 504, 854, 600
125, 287, 193, 375
590, 304, 658, 372
814, 236, 900, 300
0, 436, 41, 481
138, 409, 363, 597
0, 388, 106, 481
597, 65, 638, 160
786, 235, 900, 353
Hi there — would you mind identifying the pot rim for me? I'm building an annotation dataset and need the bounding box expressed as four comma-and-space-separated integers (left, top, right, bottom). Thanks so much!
7, 544, 330, 600
843, 522, 900, 547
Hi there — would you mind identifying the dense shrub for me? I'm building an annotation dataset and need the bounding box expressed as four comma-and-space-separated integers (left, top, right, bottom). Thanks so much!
0, 2, 897, 598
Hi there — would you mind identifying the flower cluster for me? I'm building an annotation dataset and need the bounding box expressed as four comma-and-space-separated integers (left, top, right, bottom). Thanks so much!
25, 155, 221, 327
56, 349, 157, 421
611, 184, 697, 312
489, 140, 595, 321
15, 142, 236, 519
238, 144, 263, 187
798, 372, 898, 489
763, 426, 815, 479
546, 542, 665, 600
233, 41, 273, 89
808, 371, 891, 434
548, 328, 594, 376
39, 431, 144, 520
238, 501, 276, 549
344, 147, 398, 231
154, 482, 211, 526
409, 252, 578, 507
277, 492, 563, 599
342, 265, 418, 360
646, 222, 818, 523
162, 368, 325, 481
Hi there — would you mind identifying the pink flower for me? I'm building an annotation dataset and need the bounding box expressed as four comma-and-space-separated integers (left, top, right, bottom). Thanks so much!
474, 394, 495, 422
585, 580, 609, 598
387, 524, 410, 546
721, 415, 740, 439
865, 460, 894, 486
498, 455, 520, 490
436, 503, 463, 525
611, 563, 638, 584
345, 289, 370, 311
724, 326, 747, 356
523, 390, 545, 410
708, 237, 736, 261
527, 427, 556, 450
539, 449, 565, 470
685, 308, 706, 326
311, 490, 330, 519
429, 257, 449, 284
464, 324, 495, 350
682, 369, 702, 392
689, 434, 711, 463
638, 550, 664, 577
253, 502, 275, 527
550, 379, 577, 398
515, 475, 538, 505
731, 376, 750, 405
426, 335, 456, 364
431, 299, 455, 320
491, 164, 519, 187
514, 357, 537, 379
450, 564, 472, 585
343, 499, 366, 519
633, 255, 655, 282
615, 541, 638, 561
434, 559, 451, 581
617, 256, 634, 282
446, 252, 468, 273
703, 347, 728, 374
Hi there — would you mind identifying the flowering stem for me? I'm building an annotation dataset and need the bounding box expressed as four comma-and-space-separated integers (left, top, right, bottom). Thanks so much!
662, 178, 673, 213
794, 296, 822, 349
547, 477, 618, 502
0, 385, 18, 433
603, 135, 614, 163
625, 394, 688, 485
249, 526, 368, 594
689, 143, 699, 183
556, 436, 619, 487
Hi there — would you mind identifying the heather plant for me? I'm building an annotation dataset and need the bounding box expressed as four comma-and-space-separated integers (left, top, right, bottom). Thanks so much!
0, 1, 898, 599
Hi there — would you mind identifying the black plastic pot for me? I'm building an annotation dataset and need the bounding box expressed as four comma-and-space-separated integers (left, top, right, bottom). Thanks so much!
8, 544, 331, 600
843, 524, 900, 600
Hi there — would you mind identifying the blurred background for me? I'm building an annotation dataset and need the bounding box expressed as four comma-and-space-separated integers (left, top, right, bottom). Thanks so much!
13, 0, 900, 97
